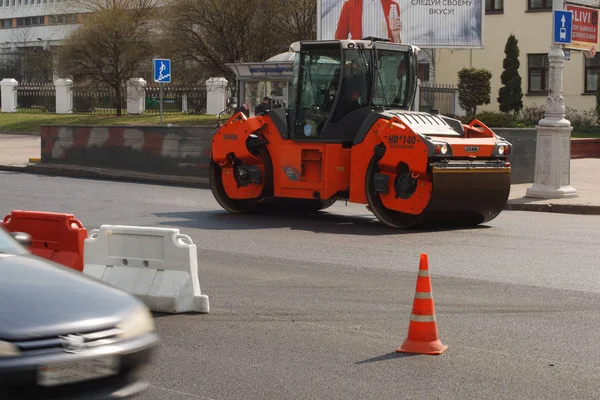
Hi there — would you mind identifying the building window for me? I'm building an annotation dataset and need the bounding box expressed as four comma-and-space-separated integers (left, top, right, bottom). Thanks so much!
584, 54, 600, 93
486, 0, 503, 13
528, 0, 552, 11
528, 54, 549, 93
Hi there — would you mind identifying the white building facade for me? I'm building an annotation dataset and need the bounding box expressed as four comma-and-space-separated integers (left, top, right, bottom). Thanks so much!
0, 0, 84, 50
0, 0, 86, 82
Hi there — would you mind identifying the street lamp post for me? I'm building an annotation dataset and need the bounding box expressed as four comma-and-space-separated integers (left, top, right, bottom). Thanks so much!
526, 0, 578, 199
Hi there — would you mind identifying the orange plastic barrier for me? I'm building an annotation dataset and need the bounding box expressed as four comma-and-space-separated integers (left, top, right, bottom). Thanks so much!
1, 210, 88, 272
396, 253, 448, 355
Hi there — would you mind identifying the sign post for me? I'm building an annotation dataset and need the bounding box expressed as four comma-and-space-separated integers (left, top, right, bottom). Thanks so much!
153, 58, 171, 125
526, 1, 578, 199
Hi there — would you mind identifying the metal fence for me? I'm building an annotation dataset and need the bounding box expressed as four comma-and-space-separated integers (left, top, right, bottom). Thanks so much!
16, 82, 56, 112
418, 82, 458, 116
145, 84, 208, 114
72, 84, 128, 114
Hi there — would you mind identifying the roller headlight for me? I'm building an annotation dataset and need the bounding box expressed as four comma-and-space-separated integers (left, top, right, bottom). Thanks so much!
435, 143, 449, 155
116, 306, 156, 340
0, 341, 20, 358
495, 144, 510, 156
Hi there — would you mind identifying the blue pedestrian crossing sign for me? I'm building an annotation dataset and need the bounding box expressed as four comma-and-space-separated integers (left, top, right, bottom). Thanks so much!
553, 10, 573, 44
153, 58, 171, 83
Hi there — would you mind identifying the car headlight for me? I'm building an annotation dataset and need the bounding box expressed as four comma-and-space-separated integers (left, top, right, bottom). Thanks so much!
0, 341, 20, 358
116, 307, 155, 340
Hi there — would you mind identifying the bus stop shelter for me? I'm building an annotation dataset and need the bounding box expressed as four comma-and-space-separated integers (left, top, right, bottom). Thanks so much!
226, 52, 295, 115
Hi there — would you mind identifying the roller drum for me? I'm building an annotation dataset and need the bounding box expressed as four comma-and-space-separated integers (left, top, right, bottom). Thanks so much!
420, 160, 511, 226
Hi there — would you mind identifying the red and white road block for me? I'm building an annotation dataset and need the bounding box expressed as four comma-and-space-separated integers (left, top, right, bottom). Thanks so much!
83, 225, 210, 314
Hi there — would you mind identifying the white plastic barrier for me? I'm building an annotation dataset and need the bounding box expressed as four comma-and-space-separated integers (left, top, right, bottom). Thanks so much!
83, 225, 210, 313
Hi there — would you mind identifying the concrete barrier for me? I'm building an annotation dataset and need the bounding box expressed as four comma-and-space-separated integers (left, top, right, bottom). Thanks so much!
37, 124, 595, 186
83, 225, 210, 314
492, 128, 537, 184
40, 124, 216, 178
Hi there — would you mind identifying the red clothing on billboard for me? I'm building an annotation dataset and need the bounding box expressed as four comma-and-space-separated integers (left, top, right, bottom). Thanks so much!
334, 0, 400, 42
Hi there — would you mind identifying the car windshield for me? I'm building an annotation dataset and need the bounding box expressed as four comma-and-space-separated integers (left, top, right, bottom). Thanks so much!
0, 228, 30, 255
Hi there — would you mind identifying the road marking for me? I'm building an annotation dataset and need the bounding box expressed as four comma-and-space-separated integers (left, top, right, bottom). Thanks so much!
149, 385, 217, 399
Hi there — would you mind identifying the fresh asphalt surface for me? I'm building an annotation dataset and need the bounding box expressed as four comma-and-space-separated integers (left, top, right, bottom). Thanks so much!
1, 171, 600, 399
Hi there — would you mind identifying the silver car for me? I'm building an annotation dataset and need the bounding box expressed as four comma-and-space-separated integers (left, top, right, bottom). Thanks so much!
0, 227, 160, 399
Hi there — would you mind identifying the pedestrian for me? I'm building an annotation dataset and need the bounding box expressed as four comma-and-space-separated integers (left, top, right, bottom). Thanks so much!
236, 99, 250, 117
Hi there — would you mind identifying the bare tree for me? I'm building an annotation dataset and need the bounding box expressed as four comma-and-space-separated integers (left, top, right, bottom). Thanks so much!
271, 0, 317, 44
57, 0, 158, 115
162, 0, 315, 82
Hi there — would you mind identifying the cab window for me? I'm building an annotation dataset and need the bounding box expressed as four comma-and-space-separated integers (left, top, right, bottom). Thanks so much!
330, 49, 371, 123
293, 44, 341, 138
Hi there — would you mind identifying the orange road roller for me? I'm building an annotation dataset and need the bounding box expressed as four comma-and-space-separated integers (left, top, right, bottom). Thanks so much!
209, 38, 512, 228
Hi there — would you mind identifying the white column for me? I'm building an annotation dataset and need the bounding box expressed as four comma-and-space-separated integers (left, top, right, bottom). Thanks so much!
182, 93, 188, 113
205, 77, 228, 115
526, 0, 577, 199
54, 78, 73, 114
127, 78, 147, 114
1, 79, 18, 113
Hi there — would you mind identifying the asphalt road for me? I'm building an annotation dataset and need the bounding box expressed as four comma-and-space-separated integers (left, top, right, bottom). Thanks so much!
1, 171, 600, 399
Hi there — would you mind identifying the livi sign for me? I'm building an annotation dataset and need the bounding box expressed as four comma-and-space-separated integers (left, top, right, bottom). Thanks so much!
565, 2, 599, 56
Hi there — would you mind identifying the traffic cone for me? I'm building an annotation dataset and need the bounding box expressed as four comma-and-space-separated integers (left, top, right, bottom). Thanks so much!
396, 253, 448, 355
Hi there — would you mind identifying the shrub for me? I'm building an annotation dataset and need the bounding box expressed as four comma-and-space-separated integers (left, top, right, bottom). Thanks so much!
457, 68, 492, 115
519, 104, 545, 126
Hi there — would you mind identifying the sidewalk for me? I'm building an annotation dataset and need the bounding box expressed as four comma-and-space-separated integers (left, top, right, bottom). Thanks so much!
0, 134, 41, 165
0, 133, 598, 215
506, 158, 600, 215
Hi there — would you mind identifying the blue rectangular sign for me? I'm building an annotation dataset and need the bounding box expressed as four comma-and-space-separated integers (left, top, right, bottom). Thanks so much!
554, 10, 573, 44
153, 58, 171, 83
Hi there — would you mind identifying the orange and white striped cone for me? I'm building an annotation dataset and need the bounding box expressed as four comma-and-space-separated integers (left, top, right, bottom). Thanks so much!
396, 253, 448, 355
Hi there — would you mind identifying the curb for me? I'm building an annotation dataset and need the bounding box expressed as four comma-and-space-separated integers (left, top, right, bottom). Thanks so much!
504, 202, 600, 215
0, 163, 210, 189
0, 131, 39, 136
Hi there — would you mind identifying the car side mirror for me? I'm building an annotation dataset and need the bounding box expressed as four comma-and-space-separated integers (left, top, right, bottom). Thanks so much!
10, 231, 32, 248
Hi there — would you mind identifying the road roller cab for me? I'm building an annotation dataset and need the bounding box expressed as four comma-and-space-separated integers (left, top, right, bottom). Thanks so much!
209, 38, 513, 228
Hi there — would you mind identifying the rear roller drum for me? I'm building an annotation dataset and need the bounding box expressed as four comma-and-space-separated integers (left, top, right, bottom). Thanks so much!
365, 155, 423, 229
209, 147, 273, 214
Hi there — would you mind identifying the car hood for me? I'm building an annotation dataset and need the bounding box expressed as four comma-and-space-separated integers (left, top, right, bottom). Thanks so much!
0, 253, 142, 341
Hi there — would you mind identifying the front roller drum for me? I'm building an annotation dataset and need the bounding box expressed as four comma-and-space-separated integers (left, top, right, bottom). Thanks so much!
422, 163, 511, 226
365, 156, 425, 228
366, 156, 512, 228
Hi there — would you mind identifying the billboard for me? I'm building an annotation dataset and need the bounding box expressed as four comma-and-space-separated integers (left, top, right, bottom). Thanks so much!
317, 0, 484, 48
565, 3, 599, 55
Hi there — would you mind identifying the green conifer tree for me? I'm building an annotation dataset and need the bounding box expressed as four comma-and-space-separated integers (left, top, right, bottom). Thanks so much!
497, 34, 524, 114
